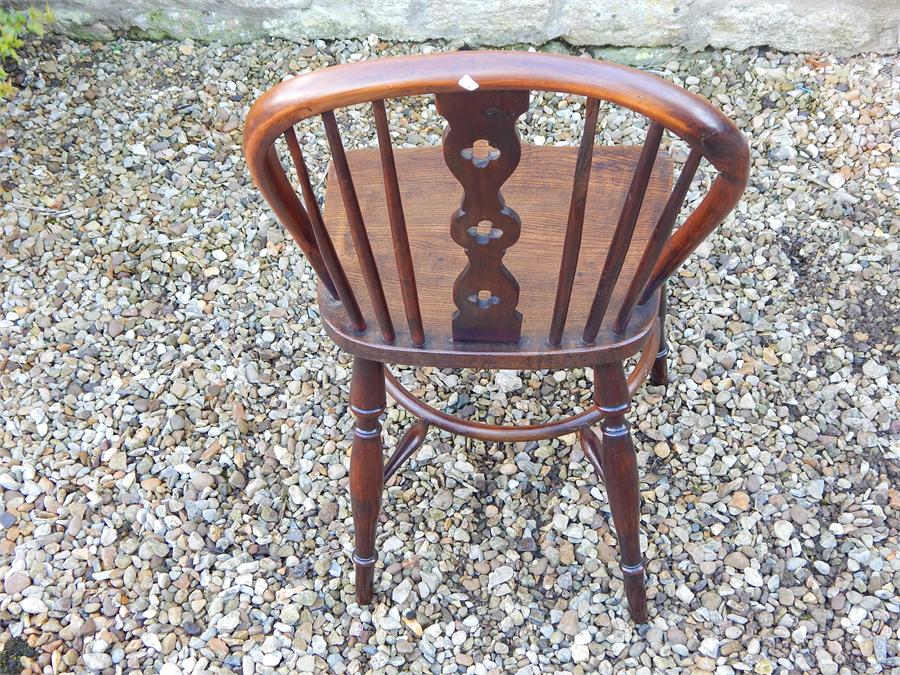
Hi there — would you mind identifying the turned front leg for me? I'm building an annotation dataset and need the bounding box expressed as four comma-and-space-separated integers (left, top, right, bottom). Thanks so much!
349, 357, 385, 605
595, 361, 648, 623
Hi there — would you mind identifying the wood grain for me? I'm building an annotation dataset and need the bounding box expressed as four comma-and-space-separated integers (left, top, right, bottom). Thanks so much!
283, 127, 365, 331
372, 99, 425, 347
349, 357, 385, 605
583, 122, 664, 343
322, 111, 395, 343
549, 96, 601, 346
320, 143, 672, 368
594, 360, 648, 623
435, 90, 529, 343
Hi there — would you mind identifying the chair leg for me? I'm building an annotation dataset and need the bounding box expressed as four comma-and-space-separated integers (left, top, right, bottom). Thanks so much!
595, 361, 648, 623
349, 357, 386, 605
650, 283, 669, 386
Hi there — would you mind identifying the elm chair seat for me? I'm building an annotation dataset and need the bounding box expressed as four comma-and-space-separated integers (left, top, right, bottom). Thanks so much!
320, 144, 673, 369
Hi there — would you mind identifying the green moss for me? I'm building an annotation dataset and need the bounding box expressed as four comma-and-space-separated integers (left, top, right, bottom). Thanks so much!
0, 636, 38, 673
122, 9, 253, 44
125, 9, 174, 41
64, 24, 107, 41
589, 45, 687, 66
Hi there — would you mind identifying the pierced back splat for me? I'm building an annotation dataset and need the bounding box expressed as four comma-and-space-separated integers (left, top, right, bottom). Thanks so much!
435, 90, 530, 343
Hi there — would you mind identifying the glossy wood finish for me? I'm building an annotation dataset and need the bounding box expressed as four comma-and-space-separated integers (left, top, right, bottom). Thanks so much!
283, 127, 365, 331
383, 420, 429, 482
382, 320, 660, 443
320, 144, 672, 369
615, 147, 702, 333
650, 282, 670, 386
261, 147, 333, 292
322, 111, 395, 343
584, 121, 664, 343
243, 50, 749, 622
435, 90, 529, 343
549, 96, 601, 346
245, 50, 748, 178
245, 52, 750, 312
349, 357, 386, 605
594, 361, 648, 623
372, 99, 426, 347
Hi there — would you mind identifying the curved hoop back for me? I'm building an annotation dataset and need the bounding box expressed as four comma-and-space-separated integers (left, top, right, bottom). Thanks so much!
244, 51, 749, 350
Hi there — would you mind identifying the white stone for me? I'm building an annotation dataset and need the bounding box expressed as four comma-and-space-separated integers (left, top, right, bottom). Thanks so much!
488, 565, 515, 589
187, 532, 204, 551
217, 610, 241, 632
773, 520, 794, 541
261, 652, 283, 666
382, 536, 404, 552
699, 637, 720, 658
744, 568, 764, 587
862, 360, 888, 378
495, 370, 522, 393
675, 585, 695, 603
571, 644, 590, 662
392, 577, 413, 604
297, 654, 317, 672
100, 527, 117, 546
847, 606, 867, 625
83, 653, 112, 670
827, 173, 846, 188
142, 632, 163, 652
0, 473, 19, 490
280, 604, 300, 624
20, 596, 47, 614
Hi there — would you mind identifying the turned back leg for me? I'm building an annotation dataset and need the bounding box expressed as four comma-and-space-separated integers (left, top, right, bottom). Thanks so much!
349, 357, 385, 605
650, 282, 669, 386
595, 361, 648, 623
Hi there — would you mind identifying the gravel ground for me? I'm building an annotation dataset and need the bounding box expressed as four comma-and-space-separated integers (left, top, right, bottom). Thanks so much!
0, 34, 898, 675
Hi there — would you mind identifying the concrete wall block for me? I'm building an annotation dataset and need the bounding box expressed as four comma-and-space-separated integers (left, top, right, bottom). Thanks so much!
9, 0, 899, 53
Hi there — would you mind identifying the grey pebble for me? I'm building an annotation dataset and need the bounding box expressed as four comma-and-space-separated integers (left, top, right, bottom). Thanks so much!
0, 34, 895, 675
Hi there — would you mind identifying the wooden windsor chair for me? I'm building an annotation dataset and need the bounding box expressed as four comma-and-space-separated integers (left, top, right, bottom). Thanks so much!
244, 51, 749, 623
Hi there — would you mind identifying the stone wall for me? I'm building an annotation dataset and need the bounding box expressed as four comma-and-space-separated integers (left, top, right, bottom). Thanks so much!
10, 0, 900, 53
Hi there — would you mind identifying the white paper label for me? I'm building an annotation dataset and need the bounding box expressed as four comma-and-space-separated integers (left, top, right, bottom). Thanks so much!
458, 74, 479, 91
